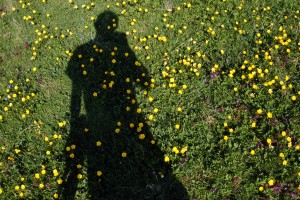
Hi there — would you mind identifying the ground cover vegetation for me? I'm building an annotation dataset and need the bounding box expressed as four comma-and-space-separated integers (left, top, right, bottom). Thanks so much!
0, 0, 300, 199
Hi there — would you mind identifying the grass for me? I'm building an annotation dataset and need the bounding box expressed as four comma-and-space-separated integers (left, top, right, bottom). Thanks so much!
0, 0, 300, 199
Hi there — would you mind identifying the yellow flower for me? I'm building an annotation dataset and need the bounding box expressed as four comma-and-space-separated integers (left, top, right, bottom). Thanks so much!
97, 171, 102, 176
53, 169, 59, 177
0, 188, 2, 194
77, 174, 83, 179
175, 124, 180, 129
282, 160, 288, 165
257, 109, 263, 115
39, 183, 44, 189
15, 149, 21, 154
54, 194, 59, 199
164, 156, 170, 162
57, 179, 63, 185
181, 146, 188, 154
259, 186, 264, 191
224, 135, 229, 141
268, 179, 275, 186
250, 150, 255, 155
139, 134, 145, 140
35, 173, 40, 179
267, 112, 273, 118
96, 141, 101, 146
279, 153, 284, 158
121, 152, 127, 158
148, 115, 154, 121
172, 147, 179, 154
148, 96, 154, 102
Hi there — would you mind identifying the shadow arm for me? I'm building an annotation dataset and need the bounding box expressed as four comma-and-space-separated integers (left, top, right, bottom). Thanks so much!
66, 53, 83, 122
70, 80, 82, 121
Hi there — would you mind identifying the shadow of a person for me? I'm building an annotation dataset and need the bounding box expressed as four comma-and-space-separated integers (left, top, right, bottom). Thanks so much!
60, 11, 188, 200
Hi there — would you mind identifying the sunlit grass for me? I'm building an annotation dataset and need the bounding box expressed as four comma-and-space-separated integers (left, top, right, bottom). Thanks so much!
0, 0, 300, 199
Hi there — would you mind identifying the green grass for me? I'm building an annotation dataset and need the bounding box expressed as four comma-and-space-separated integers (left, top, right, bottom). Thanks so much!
1, 0, 300, 199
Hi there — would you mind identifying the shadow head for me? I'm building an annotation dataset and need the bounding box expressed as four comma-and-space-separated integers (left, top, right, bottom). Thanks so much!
94, 11, 119, 36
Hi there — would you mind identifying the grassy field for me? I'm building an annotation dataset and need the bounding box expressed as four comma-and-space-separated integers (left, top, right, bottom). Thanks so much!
1, 0, 300, 199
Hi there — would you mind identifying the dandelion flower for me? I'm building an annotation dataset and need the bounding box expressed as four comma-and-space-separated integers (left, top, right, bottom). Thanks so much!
268, 179, 275, 186
172, 147, 179, 154
97, 171, 102, 176
257, 109, 263, 115
77, 174, 83, 179
96, 141, 101, 146
164, 156, 170, 162
181, 146, 188, 154
267, 112, 273, 118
